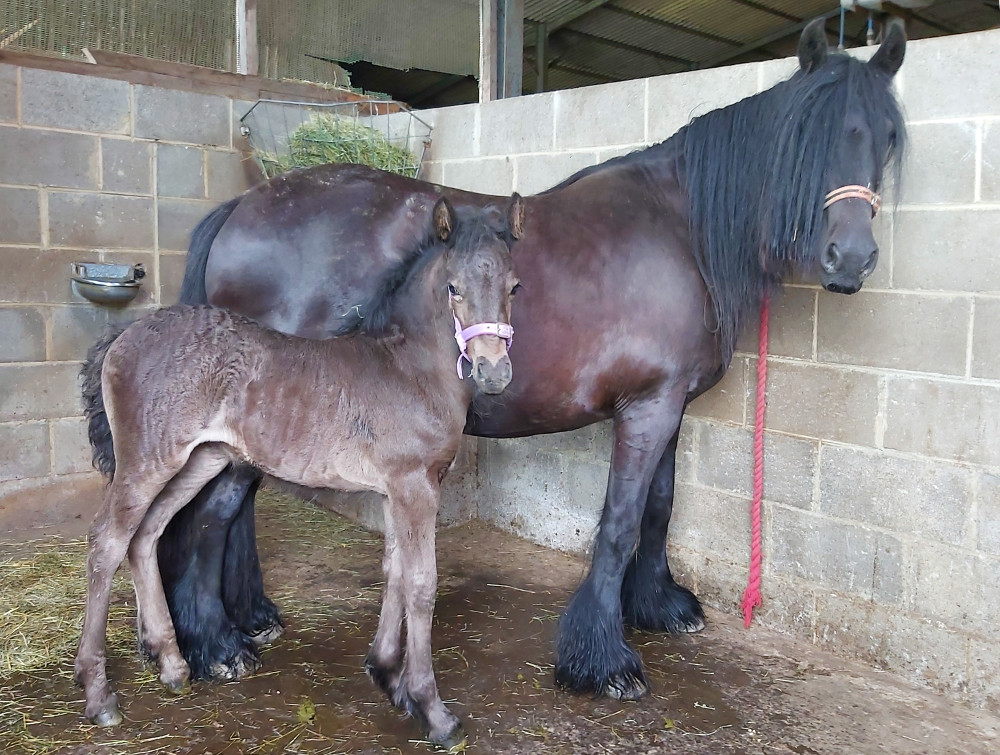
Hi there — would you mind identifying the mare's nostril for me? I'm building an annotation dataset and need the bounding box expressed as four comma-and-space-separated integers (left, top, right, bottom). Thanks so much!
822, 244, 842, 274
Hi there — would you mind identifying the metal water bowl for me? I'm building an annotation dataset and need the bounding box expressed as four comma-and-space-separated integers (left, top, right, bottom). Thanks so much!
71, 262, 145, 305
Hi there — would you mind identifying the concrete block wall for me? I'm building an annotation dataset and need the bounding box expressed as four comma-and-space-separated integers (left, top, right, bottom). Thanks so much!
419, 28, 1000, 710
0, 63, 258, 517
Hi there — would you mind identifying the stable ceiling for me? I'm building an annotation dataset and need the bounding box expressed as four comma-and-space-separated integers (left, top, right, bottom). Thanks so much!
342, 0, 1000, 108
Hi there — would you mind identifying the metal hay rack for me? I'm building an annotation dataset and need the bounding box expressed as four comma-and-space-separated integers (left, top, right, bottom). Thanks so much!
240, 99, 433, 180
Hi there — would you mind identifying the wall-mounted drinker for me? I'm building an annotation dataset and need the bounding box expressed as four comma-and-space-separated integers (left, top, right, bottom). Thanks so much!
71, 262, 146, 305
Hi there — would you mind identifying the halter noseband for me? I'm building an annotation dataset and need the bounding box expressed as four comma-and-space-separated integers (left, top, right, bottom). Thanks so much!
823, 184, 881, 216
452, 299, 513, 379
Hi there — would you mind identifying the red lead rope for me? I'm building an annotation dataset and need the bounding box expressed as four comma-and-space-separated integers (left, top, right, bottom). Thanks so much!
741, 293, 769, 628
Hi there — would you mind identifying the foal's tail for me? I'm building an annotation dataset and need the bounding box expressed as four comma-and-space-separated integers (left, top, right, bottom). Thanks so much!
81, 325, 127, 481
178, 196, 241, 305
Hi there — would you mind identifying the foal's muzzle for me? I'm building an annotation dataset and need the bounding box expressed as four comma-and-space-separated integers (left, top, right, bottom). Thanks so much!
453, 315, 514, 394
473, 354, 513, 394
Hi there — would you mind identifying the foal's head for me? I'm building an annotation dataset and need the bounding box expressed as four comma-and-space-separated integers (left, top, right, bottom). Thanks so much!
433, 195, 524, 395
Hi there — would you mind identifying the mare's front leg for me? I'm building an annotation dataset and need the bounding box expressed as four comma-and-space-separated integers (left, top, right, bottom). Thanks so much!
555, 392, 684, 699
381, 471, 463, 747
621, 427, 706, 633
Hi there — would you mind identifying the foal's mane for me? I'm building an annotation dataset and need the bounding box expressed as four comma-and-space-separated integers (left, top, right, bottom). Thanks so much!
336, 205, 508, 336
547, 51, 906, 364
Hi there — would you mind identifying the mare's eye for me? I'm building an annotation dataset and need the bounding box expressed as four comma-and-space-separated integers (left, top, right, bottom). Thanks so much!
510, 283, 522, 296
448, 284, 458, 296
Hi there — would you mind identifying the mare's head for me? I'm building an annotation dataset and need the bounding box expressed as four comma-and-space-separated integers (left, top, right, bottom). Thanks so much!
433, 194, 524, 394
788, 17, 907, 294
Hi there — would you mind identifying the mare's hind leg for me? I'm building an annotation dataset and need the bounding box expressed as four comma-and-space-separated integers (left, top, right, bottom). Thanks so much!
621, 429, 706, 633
158, 465, 268, 681
382, 472, 463, 747
555, 391, 684, 700
365, 506, 407, 703
75, 476, 168, 726
130, 446, 233, 693
221, 480, 284, 645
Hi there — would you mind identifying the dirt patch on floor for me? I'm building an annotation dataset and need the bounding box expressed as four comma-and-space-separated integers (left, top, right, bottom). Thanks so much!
2, 489, 998, 754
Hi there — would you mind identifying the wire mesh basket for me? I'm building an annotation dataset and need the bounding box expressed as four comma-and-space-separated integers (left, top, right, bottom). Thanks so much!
239, 99, 433, 180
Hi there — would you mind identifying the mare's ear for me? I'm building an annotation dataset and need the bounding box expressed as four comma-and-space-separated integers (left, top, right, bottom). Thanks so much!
869, 17, 906, 77
506, 193, 525, 240
798, 17, 829, 73
432, 197, 454, 241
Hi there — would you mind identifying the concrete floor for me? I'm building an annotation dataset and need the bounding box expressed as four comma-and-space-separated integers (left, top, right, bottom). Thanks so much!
2, 487, 999, 754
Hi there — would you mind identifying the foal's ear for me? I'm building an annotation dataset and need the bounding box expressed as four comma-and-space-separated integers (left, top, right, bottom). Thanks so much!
432, 197, 454, 241
798, 17, 829, 73
506, 193, 525, 240
869, 17, 906, 77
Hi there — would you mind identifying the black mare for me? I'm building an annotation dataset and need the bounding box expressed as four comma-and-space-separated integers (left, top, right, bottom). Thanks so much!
119, 20, 907, 697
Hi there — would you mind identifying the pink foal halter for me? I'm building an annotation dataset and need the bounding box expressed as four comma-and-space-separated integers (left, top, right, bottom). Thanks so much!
823, 184, 881, 215
452, 314, 513, 379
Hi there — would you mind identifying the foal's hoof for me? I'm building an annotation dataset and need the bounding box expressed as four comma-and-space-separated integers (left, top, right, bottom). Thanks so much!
429, 720, 467, 752
604, 674, 649, 701
161, 677, 191, 696
248, 621, 284, 647
87, 697, 123, 727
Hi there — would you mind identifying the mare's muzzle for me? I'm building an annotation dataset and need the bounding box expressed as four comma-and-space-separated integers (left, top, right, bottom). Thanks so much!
820, 184, 881, 295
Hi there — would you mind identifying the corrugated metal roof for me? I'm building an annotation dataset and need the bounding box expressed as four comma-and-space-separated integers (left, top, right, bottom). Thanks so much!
345, 0, 998, 107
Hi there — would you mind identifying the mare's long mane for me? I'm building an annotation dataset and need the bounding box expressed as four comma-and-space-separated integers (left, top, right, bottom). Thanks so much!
335, 206, 509, 336
546, 52, 906, 363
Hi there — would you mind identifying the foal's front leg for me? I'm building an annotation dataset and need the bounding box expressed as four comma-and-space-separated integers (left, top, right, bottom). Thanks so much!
380, 472, 462, 747
365, 504, 406, 701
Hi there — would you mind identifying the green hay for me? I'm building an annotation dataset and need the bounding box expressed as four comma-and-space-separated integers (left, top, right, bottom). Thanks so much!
259, 113, 420, 179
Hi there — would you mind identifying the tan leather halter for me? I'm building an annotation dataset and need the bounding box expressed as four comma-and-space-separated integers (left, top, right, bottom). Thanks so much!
823, 184, 881, 216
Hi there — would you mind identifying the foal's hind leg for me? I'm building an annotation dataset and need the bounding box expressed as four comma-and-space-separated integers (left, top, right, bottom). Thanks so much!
555, 392, 684, 700
75, 476, 168, 726
129, 446, 232, 694
159, 466, 268, 681
621, 429, 706, 633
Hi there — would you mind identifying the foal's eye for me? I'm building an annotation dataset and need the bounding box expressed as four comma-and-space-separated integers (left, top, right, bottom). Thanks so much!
510, 283, 522, 296
448, 284, 459, 296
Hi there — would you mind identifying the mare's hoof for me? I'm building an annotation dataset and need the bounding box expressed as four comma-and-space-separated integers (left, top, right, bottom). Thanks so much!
430, 720, 467, 752
208, 647, 261, 681
621, 576, 707, 634
88, 697, 123, 727
604, 674, 649, 701
679, 615, 706, 633
249, 621, 284, 647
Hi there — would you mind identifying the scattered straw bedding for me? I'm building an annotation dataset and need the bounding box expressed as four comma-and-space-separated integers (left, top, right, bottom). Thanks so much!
0, 489, 382, 755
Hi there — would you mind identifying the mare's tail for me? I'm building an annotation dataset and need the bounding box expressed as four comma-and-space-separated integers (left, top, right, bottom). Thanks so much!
81, 325, 128, 481
178, 196, 241, 304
